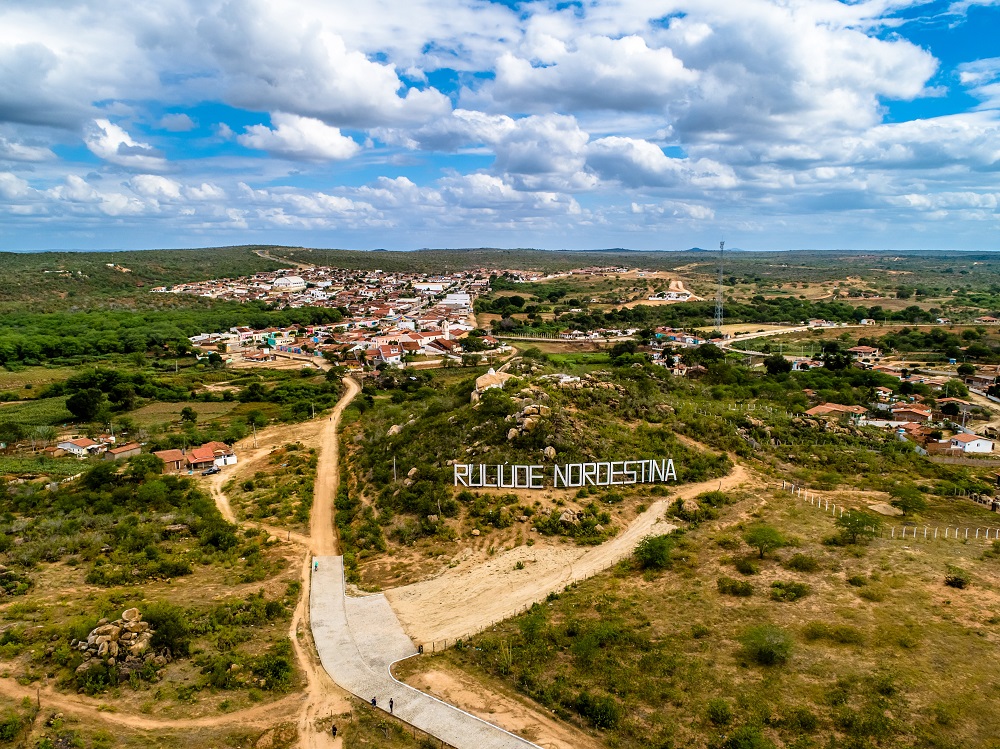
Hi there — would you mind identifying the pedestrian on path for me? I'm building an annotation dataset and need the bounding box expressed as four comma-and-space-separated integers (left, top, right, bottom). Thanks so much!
331, 725, 337, 738
371, 696, 377, 707
314, 560, 318, 571
389, 698, 393, 714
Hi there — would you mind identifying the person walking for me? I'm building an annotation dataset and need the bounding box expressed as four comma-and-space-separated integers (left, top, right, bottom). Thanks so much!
371, 696, 377, 707
331, 725, 337, 738
389, 698, 394, 714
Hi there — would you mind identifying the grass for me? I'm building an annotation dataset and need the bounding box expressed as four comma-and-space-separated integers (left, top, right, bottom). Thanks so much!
0, 397, 73, 426
129, 400, 237, 427
0, 455, 84, 477
417, 485, 1000, 748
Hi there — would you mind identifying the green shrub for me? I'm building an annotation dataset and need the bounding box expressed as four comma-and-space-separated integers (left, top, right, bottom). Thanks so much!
717, 724, 776, 749
575, 691, 622, 729
144, 601, 191, 657
783, 706, 819, 732
692, 624, 711, 639
802, 621, 864, 645
717, 576, 753, 597
740, 624, 792, 666
847, 574, 868, 587
784, 553, 820, 573
734, 557, 759, 575
634, 534, 674, 570
770, 581, 811, 602
706, 698, 733, 726
944, 565, 970, 589
858, 586, 887, 602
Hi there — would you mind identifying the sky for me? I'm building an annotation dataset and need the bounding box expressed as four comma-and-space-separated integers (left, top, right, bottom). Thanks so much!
1, 0, 999, 252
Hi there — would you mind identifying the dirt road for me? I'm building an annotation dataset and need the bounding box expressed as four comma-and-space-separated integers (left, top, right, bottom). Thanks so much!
312, 377, 360, 555
386, 464, 751, 644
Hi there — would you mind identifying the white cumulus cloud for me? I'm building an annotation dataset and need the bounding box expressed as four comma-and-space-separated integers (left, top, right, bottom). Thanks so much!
85, 119, 167, 171
238, 113, 361, 161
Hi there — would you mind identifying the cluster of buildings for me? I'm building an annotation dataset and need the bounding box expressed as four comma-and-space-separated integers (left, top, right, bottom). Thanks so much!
153, 266, 488, 313
50, 437, 238, 472
180, 268, 505, 368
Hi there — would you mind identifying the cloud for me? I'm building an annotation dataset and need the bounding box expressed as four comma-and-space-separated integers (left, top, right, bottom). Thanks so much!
0, 171, 33, 200
128, 174, 182, 200
194, 2, 451, 127
158, 113, 196, 131
0, 136, 54, 162
490, 34, 696, 112
85, 119, 167, 171
238, 113, 361, 161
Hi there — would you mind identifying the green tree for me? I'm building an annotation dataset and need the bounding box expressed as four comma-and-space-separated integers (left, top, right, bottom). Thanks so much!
125, 453, 164, 482
179, 406, 198, 424
763, 353, 792, 375
836, 510, 881, 543
889, 484, 927, 516
743, 524, 786, 559
957, 362, 976, 376
66, 388, 106, 422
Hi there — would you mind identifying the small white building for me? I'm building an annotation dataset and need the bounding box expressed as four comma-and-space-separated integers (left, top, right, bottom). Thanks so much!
57, 437, 105, 458
950, 433, 994, 454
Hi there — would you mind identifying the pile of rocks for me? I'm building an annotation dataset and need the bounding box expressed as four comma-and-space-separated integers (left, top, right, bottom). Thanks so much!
72, 608, 168, 682
506, 401, 552, 440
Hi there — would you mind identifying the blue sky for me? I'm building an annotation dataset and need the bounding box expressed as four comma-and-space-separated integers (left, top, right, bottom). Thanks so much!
1, 0, 999, 252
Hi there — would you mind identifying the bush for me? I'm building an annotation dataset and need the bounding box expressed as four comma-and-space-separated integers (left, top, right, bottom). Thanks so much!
858, 586, 887, 602
784, 553, 820, 572
743, 523, 786, 559
717, 725, 776, 749
770, 581, 811, 602
734, 557, 759, 575
717, 576, 754, 597
706, 697, 733, 725
802, 621, 864, 645
144, 601, 191, 657
692, 624, 711, 639
634, 534, 674, 570
847, 574, 868, 587
575, 691, 622, 729
944, 565, 970, 589
740, 624, 792, 666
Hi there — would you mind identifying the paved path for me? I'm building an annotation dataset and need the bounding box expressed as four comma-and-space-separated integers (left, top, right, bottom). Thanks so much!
310, 556, 540, 749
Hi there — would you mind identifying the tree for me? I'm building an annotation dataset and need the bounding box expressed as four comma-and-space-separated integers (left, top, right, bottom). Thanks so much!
743, 524, 786, 559
763, 353, 792, 375
835, 511, 881, 544
889, 484, 927, 516
179, 406, 198, 424
125, 453, 164, 482
957, 362, 976, 376
66, 388, 106, 422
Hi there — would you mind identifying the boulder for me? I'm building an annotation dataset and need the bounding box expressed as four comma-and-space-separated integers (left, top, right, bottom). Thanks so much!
122, 608, 141, 622
471, 529, 481, 537
543, 446, 557, 461
559, 510, 579, 525
507, 428, 519, 441
407, 467, 418, 478
387, 424, 402, 436
522, 417, 537, 431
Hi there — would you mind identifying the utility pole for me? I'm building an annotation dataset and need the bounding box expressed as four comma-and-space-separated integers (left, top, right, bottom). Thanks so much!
252, 423, 258, 449
714, 240, 725, 334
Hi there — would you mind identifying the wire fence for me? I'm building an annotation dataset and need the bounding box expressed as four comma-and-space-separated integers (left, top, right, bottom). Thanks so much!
779, 480, 1000, 542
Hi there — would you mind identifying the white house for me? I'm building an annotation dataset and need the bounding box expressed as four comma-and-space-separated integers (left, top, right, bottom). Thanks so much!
57, 437, 105, 458
950, 433, 994, 454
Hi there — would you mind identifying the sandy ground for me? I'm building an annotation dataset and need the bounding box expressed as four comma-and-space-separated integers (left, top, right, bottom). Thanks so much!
403, 666, 602, 749
385, 464, 751, 645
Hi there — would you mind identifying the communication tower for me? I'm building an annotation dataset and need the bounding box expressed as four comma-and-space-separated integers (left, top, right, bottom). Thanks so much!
714, 240, 725, 333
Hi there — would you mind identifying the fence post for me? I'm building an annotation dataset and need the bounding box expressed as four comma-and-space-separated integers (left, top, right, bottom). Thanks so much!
924, 527, 928, 539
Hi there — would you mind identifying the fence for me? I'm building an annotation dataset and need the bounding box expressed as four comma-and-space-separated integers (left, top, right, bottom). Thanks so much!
779, 480, 1000, 542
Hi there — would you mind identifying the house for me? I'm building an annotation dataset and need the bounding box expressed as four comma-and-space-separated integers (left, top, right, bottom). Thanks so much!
949, 433, 994, 454
375, 345, 403, 366
202, 441, 238, 466
974, 316, 1000, 325
56, 437, 105, 458
847, 345, 881, 360
103, 442, 142, 462
186, 445, 217, 471
154, 449, 186, 472
891, 404, 933, 423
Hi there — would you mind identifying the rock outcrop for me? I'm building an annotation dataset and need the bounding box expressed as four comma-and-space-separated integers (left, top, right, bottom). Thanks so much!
71, 608, 164, 683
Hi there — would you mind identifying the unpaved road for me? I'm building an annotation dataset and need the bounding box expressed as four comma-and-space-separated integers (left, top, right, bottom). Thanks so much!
312, 377, 360, 555
386, 464, 751, 644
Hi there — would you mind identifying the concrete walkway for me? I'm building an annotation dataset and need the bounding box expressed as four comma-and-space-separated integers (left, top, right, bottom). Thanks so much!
310, 556, 540, 749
